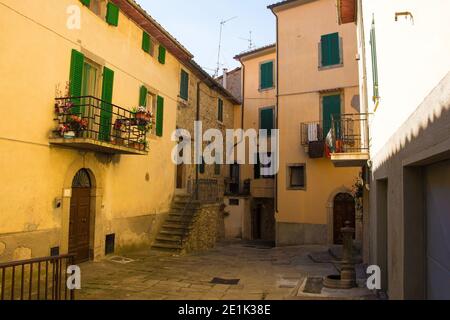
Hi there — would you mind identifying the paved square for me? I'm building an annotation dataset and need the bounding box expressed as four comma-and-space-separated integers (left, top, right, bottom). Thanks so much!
77, 241, 338, 300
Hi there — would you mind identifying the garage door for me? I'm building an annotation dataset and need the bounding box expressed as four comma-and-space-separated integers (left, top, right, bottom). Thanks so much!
425, 160, 450, 299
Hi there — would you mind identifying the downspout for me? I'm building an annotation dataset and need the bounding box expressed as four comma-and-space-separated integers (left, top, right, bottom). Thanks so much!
274, 12, 280, 215
195, 80, 201, 200
358, 0, 370, 154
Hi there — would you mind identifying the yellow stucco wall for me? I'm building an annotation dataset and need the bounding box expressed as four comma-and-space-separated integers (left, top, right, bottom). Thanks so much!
274, 0, 361, 243
0, 0, 185, 258
240, 48, 277, 182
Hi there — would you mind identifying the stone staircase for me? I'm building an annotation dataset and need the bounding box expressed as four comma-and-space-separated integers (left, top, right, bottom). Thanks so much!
151, 194, 200, 253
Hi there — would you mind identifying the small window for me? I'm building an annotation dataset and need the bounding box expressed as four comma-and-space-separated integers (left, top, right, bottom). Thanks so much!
218, 98, 224, 122
105, 234, 115, 255
180, 69, 189, 100
158, 45, 166, 64
288, 165, 306, 190
254, 153, 274, 179
260, 61, 274, 90
142, 31, 154, 56
320, 32, 341, 68
260, 107, 274, 134
229, 199, 240, 206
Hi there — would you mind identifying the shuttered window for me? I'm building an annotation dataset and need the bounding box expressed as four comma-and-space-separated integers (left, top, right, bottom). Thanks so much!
158, 46, 166, 64
260, 108, 274, 133
180, 69, 189, 100
142, 31, 151, 54
370, 17, 380, 102
139, 86, 147, 107
106, 2, 119, 26
260, 61, 274, 90
69, 49, 85, 114
218, 98, 224, 122
321, 32, 341, 67
99, 67, 114, 141
156, 96, 164, 137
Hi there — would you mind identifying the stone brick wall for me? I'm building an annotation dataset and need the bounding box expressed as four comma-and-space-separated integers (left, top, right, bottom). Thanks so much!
183, 204, 221, 254
217, 68, 242, 102
176, 69, 237, 197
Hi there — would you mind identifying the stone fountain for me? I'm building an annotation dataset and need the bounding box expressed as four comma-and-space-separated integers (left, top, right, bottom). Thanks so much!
323, 221, 357, 289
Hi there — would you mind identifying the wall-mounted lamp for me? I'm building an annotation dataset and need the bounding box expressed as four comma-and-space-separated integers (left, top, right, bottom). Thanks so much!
395, 11, 414, 25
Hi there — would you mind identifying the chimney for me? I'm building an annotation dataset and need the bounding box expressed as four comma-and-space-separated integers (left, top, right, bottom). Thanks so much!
222, 68, 228, 89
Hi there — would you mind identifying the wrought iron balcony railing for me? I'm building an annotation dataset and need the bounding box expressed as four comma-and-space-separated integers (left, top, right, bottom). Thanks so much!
330, 113, 370, 154
51, 96, 149, 154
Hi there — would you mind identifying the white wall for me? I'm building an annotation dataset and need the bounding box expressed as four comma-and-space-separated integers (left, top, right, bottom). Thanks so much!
361, 0, 450, 163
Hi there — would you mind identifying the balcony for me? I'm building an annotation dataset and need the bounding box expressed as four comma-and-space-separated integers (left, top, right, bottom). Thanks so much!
50, 96, 149, 155
329, 113, 370, 167
251, 179, 274, 198
301, 114, 370, 167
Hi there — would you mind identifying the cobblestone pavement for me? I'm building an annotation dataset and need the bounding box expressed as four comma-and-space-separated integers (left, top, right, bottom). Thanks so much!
78, 241, 337, 300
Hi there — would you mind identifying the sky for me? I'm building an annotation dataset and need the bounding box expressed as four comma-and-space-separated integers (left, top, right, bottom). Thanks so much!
138, 0, 277, 76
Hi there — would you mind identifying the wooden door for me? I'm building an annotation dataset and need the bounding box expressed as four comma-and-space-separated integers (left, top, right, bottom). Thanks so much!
69, 188, 91, 263
333, 193, 355, 244
176, 164, 184, 189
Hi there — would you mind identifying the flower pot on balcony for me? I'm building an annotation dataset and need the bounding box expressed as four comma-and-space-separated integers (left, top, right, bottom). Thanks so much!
64, 131, 76, 139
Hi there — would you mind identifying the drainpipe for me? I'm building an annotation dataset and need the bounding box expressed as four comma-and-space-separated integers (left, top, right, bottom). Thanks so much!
358, 0, 370, 154
195, 80, 201, 200
274, 12, 280, 215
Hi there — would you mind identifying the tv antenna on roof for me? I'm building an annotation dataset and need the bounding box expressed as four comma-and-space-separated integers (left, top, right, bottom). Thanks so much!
214, 16, 237, 78
239, 31, 255, 50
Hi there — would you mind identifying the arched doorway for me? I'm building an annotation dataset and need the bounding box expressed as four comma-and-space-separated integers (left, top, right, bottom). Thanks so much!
69, 169, 92, 263
333, 193, 355, 244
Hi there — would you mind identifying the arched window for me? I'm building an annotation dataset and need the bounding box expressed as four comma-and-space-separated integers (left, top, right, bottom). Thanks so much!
72, 169, 92, 188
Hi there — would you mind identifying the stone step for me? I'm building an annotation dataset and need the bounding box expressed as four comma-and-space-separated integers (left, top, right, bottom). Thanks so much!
162, 223, 192, 231
151, 242, 183, 251
159, 229, 189, 237
166, 216, 194, 223
156, 234, 183, 242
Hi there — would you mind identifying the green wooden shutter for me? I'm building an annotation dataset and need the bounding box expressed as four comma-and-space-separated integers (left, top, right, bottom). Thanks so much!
321, 33, 340, 67
69, 49, 85, 115
260, 61, 274, 89
80, 0, 90, 6
260, 108, 274, 133
370, 17, 379, 102
180, 70, 189, 100
218, 98, 223, 122
99, 67, 114, 141
158, 46, 166, 64
156, 96, 164, 137
322, 94, 341, 138
142, 31, 150, 53
106, 2, 119, 26
139, 86, 147, 107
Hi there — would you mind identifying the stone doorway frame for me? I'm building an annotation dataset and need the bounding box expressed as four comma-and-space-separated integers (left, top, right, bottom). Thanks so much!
60, 158, 105, 261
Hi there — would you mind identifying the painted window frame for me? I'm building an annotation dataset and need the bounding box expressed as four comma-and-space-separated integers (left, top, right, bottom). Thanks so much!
318, 34, 344, 70
259, 59, 275, 91
287, 164, 306, 190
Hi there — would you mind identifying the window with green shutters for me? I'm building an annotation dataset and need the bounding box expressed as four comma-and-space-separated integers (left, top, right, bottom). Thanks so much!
180, 69, 189, 100
69, 49, 85, 115
142, 31, 151, 54
260, 107, 274, 134
99, 67, 114, 141
370, 17, 380, 102
322, 94, 341, 138
260, 61, 274, 90
158, 46, 166, 64
106, 2, 119, 26
155, 96, 164, 137
218, 98, 224, 122
139, 86, 148, 107
320, 32, 341, 67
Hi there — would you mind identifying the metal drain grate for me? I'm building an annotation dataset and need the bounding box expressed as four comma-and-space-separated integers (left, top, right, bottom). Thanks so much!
211, 278, 240, 285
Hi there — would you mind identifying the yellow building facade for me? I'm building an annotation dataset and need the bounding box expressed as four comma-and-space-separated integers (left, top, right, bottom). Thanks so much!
269, 0, 361, 245
0, 0, 239, 262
